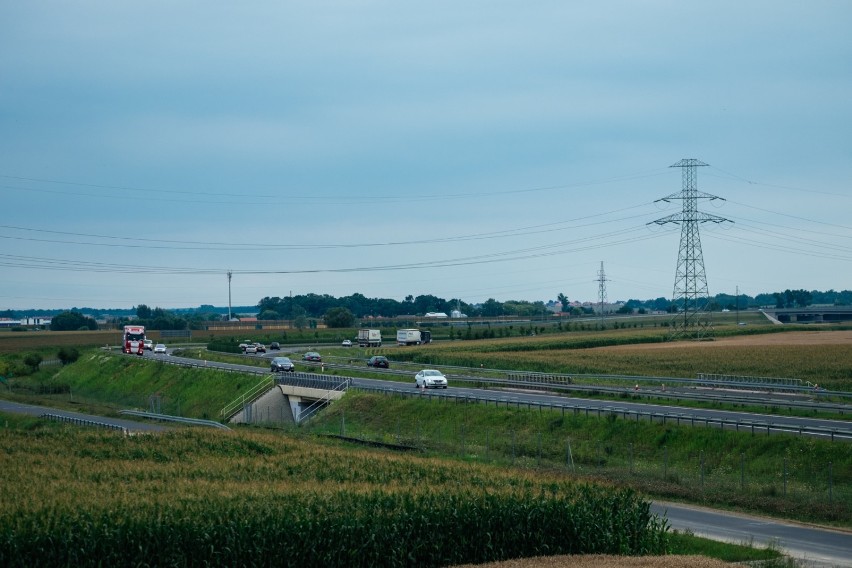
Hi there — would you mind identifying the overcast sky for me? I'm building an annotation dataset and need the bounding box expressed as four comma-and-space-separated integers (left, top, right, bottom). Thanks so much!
1, 1, 850, 311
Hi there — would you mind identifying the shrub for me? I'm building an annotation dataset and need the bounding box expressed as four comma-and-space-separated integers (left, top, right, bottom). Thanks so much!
57, 347, 80, 365
22, 353, 43, 371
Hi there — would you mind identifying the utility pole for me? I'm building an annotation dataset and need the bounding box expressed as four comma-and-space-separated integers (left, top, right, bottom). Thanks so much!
597, 261, 608, 327
227, 271, 232, 321
649, 159, 731, 340
736, 285, 740, 325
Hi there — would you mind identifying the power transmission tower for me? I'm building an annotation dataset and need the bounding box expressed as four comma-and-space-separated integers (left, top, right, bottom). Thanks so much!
597, 261, 608, 327
649, 159, 730, 340
227, 271, 232, 321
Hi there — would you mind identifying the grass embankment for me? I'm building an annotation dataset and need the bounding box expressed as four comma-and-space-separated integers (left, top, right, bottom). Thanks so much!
0, 420, 671, 567
305, 392, 852, 527
1, 350, 265, 420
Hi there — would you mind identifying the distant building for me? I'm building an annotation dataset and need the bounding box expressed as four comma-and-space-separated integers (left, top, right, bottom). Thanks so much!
424, 312, 448, 318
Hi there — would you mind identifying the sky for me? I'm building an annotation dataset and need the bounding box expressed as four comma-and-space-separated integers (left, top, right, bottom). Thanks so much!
1, 1, 850, 311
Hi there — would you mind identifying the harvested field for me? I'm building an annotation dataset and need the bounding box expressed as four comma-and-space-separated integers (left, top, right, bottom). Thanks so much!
599, 330, 852, 350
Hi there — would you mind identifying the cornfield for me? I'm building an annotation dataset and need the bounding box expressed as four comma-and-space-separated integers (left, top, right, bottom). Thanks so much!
0, 425, 670, 567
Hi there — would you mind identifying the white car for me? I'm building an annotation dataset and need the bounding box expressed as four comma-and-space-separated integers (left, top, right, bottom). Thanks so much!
341, 339, 352, 347
415, 369, 448, 389
244, 344, 257, 354
143, 339, 154, 351
153, 344, 167, 354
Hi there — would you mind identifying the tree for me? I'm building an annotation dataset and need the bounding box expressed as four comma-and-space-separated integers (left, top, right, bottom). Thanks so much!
258, 310, 279, 321
23, 353, 43, 371
135, 304, 152, 319
294, 315, 308, 331
557, 293, 569, 312
57, 347, 80, 365
324, 307, 355, 328
50, 311, 98, 331
481, 298, 503, 317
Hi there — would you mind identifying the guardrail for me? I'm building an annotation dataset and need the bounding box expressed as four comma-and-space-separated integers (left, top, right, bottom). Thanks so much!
119, 410, 231, 430
40, 413, 127, 435
350, 384, 852, 442
220, 376, 274, 420
295, 378, 352, 425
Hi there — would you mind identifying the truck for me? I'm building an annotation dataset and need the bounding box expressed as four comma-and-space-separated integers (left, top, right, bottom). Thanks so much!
122, 325, 146, 355
396, 328, 432, 346
358, 329, 383, 347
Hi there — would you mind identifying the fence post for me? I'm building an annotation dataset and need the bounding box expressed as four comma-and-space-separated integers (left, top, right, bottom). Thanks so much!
537, 432, 541, 466
740, 453, 745, 491
829, 462, 833, 505
566, 440, 574, 471
700, 451, 704, 489
783, 457, 787, 497
664, 446, 668, 480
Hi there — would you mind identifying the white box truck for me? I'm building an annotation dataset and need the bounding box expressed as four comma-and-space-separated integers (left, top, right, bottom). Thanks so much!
358, 329, 382, 347
396, 329, 432, 346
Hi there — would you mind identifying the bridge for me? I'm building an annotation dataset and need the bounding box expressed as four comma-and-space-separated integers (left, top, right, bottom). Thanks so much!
761, 306, 852, 324
224, 373, 351, 425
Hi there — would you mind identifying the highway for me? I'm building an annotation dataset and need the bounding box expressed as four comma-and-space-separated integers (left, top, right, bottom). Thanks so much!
147, 349, 852, 439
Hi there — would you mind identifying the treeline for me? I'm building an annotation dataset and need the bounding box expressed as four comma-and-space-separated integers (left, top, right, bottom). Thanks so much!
257, 294, 551, 320
16, 288, 852, 331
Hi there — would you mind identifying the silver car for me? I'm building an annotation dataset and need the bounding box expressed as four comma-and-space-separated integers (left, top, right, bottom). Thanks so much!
415, 369, 448, 389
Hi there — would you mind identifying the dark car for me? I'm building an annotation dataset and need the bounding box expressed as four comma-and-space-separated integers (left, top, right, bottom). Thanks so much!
303, 351, 322, 362
367, 356, 389, 369
271, 357, 295, 372
270, 342, 280, 350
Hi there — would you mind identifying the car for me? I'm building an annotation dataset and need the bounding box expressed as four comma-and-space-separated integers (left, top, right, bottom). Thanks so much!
341, 339, 352, 347
254, 343, 266, 353
143, 339, 154, 351
244, 344, 257, 354
239, 341, 252, 351
415, 369, 448, 389
153, 344, 167, 354
367, 355, 389, 368
303, 351, 322, 362
270, 342, 280, 350
271, 357, 295, 372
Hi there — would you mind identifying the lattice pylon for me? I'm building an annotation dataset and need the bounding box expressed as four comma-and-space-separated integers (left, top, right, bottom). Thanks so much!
649, 159, 730, 340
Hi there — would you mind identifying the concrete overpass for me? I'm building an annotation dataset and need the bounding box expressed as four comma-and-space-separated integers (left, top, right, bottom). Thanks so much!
762, 306, 852, 324
228, 375, 350, 425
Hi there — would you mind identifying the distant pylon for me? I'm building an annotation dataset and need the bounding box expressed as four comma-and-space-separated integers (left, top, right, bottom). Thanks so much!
597, 261, 608, 326
649, 159, 731, 340
227, 271, 232, 321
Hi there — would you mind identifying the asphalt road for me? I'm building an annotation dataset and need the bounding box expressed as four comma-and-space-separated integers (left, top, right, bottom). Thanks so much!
152, 348, 851, 432
654, 501, 852, 567
0, 399, 168, 432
